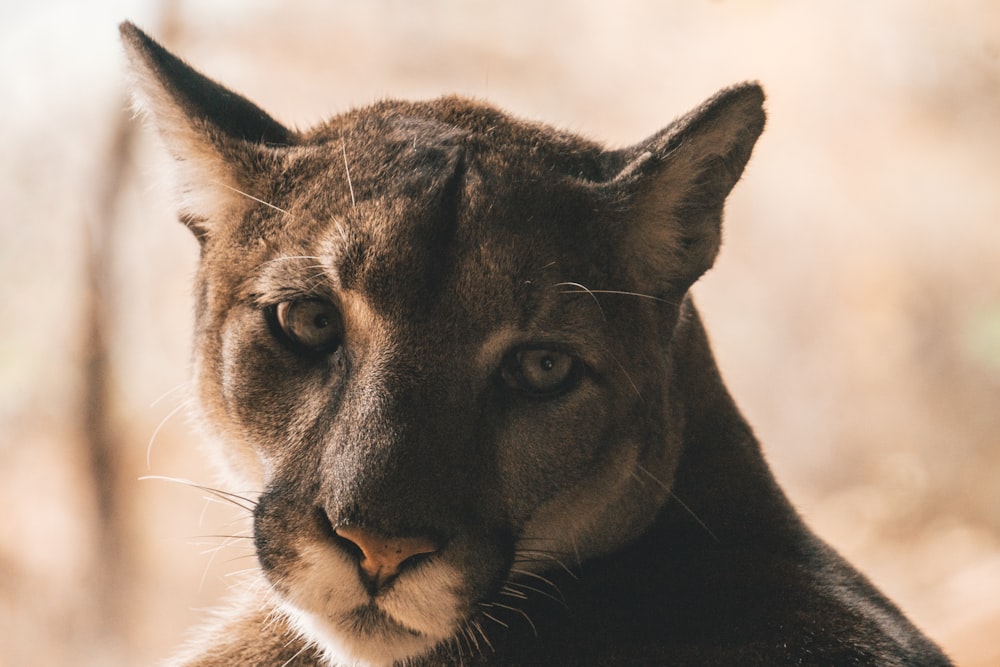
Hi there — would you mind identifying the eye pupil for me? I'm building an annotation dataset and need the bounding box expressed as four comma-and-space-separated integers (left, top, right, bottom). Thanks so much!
502, 347, 580, 397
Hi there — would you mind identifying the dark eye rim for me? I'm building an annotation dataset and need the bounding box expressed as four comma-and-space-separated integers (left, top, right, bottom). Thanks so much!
499, 344, 584, 398
265, 298, 344, 356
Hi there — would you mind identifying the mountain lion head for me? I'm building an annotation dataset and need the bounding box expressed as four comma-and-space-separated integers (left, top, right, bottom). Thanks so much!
123, 23, 766, 667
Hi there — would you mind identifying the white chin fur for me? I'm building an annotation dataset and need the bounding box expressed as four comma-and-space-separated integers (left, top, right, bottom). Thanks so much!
277, 542, 464, 667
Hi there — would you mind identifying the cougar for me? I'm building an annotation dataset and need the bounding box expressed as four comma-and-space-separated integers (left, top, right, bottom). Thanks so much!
121, 21, 951, 666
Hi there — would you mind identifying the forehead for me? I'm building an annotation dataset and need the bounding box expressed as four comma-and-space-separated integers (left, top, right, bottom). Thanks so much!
251, 179, 611, 339
245, 102, 619, 332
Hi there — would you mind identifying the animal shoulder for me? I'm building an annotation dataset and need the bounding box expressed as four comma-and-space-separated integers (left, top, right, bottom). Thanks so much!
121, 21, 952, 667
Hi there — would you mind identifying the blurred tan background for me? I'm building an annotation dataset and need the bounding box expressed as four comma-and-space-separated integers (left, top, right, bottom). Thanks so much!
1, 0, 998, 665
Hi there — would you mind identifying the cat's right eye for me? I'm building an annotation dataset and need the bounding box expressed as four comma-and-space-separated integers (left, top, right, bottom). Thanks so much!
271, 299, 343, 354
500, 346, 582, 398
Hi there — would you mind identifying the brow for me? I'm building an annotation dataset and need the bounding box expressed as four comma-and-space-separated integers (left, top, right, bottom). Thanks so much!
241, 254, 339, 306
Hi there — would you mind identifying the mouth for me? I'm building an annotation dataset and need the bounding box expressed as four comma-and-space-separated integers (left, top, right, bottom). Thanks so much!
255, 492, 516, 664
345, 602, 424, 639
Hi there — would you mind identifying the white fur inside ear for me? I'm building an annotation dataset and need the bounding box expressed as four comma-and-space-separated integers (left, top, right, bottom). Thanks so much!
123, 42, 247, 228
129, 106, 244, 226
170, 151, 246, 226
611, 85, 765, 290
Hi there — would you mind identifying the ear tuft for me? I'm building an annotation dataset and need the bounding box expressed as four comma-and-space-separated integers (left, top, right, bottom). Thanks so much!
119, 22, 291, 148
119, 22, 293, 240
611, 83, 766, 292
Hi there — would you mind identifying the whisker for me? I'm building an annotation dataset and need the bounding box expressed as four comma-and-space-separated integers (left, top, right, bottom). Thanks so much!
570, 534, 582, 569
463, 622, 480, 657
499, 585, 528, 600
489, 602, 538, 637
279, 641, 310, 667
139, 475, 258, 513
559, 287, 673, 304
511, 553, 567, 565
553, 281, 606, 321
504, 581, 567, 608
479, 610, 508, 629
262, 597, 289, 633
636, 464, 719, 543
451, 624, 467, 662
198, 493, 256, 514
609, 350, 643, 399
196, 534, 251, 557
145, 398, 191, 470
514, 551, 579, 579
186, 534, 253, 550
197, 530, 229, 592
303, 269, 335, 293
510, 536, 565, 544
341, 141, 356, 209
255, 255, 324, 271
149, 381, 191, 408
224, 566, 263, 578
221, 553, 260, 565
332, 217, 350, 245
217, 514, 255, 533
508, 567, 566, 592
473, 620, 494, 653
549, 282, 643, 399
667, 489, 719, 543
217, 182, 292, 216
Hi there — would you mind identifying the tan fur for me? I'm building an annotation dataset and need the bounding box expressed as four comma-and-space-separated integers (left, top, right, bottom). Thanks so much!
122, 21, 950, 667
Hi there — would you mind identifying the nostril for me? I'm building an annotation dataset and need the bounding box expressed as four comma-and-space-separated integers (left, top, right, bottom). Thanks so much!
315, 508, 368, 561
314, 507, 337, 540
399, 549, 432, 569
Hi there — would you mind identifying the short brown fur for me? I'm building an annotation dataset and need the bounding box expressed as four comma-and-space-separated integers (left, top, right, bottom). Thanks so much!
121, 21, 950, 667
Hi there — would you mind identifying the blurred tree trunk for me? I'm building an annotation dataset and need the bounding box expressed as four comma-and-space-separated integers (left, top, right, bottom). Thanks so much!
80, 7, 184, 664
80, 98, 137, 664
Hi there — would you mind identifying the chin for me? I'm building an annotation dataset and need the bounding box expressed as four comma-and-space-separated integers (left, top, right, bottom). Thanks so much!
273, 542, 466, 667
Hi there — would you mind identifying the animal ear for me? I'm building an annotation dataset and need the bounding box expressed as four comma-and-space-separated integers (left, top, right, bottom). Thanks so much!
609, 83, 766, 292
119, 21, 294, 241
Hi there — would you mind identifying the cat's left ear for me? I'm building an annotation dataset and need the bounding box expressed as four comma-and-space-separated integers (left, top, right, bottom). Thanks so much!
606, 83, 766, 293
120, 21, 294, 242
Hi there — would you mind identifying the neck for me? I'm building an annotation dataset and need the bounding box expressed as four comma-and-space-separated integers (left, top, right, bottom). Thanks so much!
660, 299, 800, 544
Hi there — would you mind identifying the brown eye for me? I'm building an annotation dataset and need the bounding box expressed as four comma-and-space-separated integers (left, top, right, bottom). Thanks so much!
273, 299, 343, 354
502, 347, 580, 397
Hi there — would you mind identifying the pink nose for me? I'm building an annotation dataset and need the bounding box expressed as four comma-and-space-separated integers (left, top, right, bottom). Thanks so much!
334, 525, 439, 590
